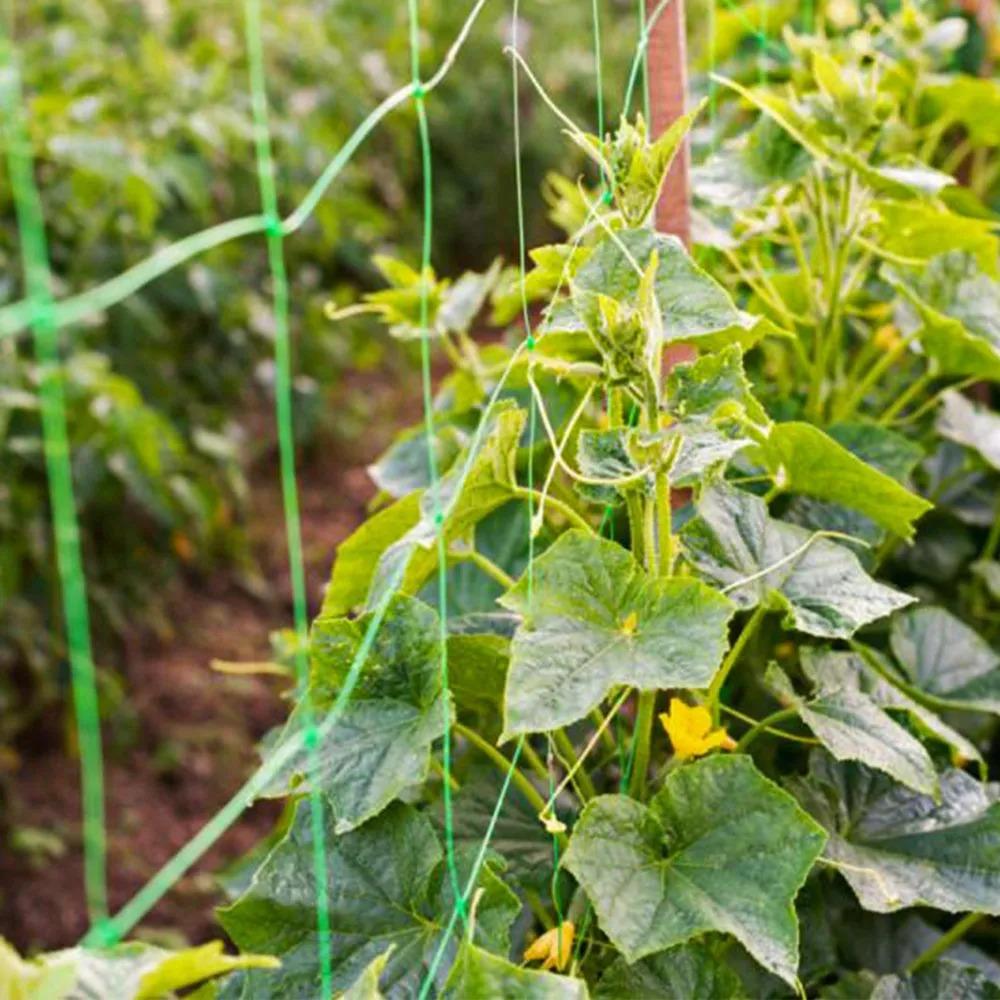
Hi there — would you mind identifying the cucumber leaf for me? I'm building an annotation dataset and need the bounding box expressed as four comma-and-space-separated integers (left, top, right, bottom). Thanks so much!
595, 940, 747, 999
499, 530, 734, 738
682, 485, 914, 638
890, 606, 1000, 715
765, 661, 938, 797
562, 755, 825, 987
368, 402, 525, 607
570, 229, 767, 350
755, 422, 931, 540
937, 392, 1000, 470
218, 801, 519, 998
443, 942, 588, 999
261, 596, 446, 833
870, 960, 1000, 1000
799, 648, 983, 771
790, 752, 1000, 914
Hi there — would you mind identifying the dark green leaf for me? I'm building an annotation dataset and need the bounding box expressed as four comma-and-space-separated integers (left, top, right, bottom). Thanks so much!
219, 801, 519, 998
443, 942, 588, 999
683, 485, 914, 638
791, 752, 1000, 914
595, 940, 747, 999
500, 530, 734, 738
263, 596, 446, 833
563, 755, 826, 986
890, 606, 1000, 715
799, 648, 982, 770
871, 960, 1000, 1000
770, 658, 938, 797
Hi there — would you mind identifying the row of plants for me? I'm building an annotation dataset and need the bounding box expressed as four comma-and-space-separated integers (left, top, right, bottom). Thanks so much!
140, 2, 997, 996
4, 0, 999, 996
0, 0, 631, 755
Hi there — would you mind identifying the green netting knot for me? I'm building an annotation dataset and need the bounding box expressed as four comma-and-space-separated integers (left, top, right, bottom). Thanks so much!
601, 189, 613, 206
526, 335, 536, 350
412, 82, 426, 100
87, 919, 121, 949
264, 213, 282, 238
433, 511, 444, 527
303, 726, 319, 751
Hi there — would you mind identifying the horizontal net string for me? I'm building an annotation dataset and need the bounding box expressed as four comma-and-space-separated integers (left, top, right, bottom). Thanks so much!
0, 0, 491, 340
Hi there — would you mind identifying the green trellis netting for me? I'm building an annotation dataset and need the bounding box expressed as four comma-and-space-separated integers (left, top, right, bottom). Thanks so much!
0, 0, 780, 992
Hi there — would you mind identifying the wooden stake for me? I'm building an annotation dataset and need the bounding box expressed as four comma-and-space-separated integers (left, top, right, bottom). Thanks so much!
646, 0, 690, 246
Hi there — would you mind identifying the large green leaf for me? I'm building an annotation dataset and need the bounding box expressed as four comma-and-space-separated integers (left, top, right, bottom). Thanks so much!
871, 960, 1000, 1000
665, 344, 769, 428
785, 423, 924, 551
443, 942, 588, 1000
682, 485, 914, 638
262, 596, 446, 833
445, 765, 554, 893
877, 203, 999, 278
799, 648, 982, 771
595, 940, 747, 999
569, 229, 766, 349
369, 403, 525, 607
499, 530, 734, 738
562, 755, 826, 987
790, 752, 1000, 914
890, 606, 1000, 715
324, 493, 421, 617
888, 252, 1000, 381
937, 392, 1000, 471
369, 421, 467, 499
754, 423, 931, 539
219, 801, 519, 998
766, 658, 938, 797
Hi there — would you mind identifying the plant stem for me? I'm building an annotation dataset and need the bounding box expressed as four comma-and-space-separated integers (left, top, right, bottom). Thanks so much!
429, 757, 461, 791
552, 729, 597, 802
627, 690, 657, 800
453, 722, 551, 823
512, 487, 592, 533
733, 706, 799, 753
626, 492, 645, 564
832, 329, 921, 421
906, 912, 985, 974
520, 739, 551, 783
449, 548, 516, 590
707, 605, 767, 724
642, 495, 657, 573
878, 371, 933, 425
656, 469, 673, 576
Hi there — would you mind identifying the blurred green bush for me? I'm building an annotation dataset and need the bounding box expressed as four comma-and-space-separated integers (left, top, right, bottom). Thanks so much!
0, 0, 635, 740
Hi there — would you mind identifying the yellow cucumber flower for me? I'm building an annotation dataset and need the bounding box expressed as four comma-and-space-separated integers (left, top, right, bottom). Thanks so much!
873, 323, 901, 352
660, 698, 736, 760
523, 921, 575, 972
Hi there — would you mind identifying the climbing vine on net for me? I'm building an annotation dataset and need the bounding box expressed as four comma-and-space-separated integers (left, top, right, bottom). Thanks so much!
4, 0, 1000, 997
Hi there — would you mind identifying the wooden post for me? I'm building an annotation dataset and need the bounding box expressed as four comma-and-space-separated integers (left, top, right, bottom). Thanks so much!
647, 0, 690, 246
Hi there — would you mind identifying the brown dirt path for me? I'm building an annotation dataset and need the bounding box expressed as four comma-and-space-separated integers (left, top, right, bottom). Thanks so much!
0, 372, 413, 953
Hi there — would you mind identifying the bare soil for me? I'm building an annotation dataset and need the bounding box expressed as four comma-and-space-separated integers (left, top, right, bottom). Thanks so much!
0, 372, 414, 954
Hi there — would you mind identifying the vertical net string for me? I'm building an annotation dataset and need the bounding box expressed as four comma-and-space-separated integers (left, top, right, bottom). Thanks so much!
242, 0, 334, 993
0, 23, 109, 932
406, 0, 468, 925
72, 0, 497, 948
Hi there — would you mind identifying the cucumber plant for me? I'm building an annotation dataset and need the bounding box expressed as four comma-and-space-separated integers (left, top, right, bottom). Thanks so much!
213, 106, 1000, 998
